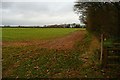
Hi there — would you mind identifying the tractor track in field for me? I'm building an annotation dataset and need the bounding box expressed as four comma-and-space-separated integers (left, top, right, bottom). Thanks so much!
2, 30, 86, 50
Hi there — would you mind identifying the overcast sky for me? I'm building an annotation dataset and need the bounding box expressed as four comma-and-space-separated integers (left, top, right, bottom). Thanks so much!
1, 0, 81, 26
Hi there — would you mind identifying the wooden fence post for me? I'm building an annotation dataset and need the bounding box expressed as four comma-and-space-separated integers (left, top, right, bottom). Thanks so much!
102, 48, 108, 67
100, 34, 103, 64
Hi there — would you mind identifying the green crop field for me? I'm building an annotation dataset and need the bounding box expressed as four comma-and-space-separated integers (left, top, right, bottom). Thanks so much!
2, 28, 119, 78
3, 28, 119, 78
2, 28, 85, 41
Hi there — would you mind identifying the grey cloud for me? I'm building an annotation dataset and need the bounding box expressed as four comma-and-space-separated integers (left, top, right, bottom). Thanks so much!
2, 0, 75, 2
2, 2, 80, 26
2, 2, 50, 14
2, 2, 15, 9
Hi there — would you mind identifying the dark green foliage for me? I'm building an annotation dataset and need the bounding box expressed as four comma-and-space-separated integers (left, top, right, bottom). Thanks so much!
74, 1, 120, 39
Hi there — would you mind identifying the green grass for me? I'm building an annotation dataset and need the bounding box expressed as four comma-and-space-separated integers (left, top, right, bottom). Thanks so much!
2, 28, 120, 78
2, 28, 87, 78
2, 30, 104, 78
2, 28, 85, 41
2, 46, 83, 78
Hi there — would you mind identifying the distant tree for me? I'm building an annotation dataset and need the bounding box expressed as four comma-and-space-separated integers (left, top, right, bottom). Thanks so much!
18, 25, 21, 28
4, 25, 10, 28
66, 24, 70, 28
43, 25, 47, 28
75, 24, 81, 28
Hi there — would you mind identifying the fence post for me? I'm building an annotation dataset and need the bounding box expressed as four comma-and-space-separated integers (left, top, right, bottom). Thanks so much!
102, 48, 108, 67
100, 34, 103, 64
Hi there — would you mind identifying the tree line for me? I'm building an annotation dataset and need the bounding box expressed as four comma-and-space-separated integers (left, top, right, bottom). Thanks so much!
2, 23, 85, 28
74, 1, 120, 41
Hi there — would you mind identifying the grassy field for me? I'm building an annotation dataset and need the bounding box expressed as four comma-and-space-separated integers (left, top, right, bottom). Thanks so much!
2, 28, 85, 41
2, 28, 104, 78
2, 28, 119, 78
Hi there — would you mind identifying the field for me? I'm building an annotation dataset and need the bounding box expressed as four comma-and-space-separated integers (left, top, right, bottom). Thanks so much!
2, 28, 82, 41
2, 28, 119, 78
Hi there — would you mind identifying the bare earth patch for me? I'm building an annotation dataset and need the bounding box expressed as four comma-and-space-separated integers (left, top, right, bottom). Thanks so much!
3, 30, 86, 50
